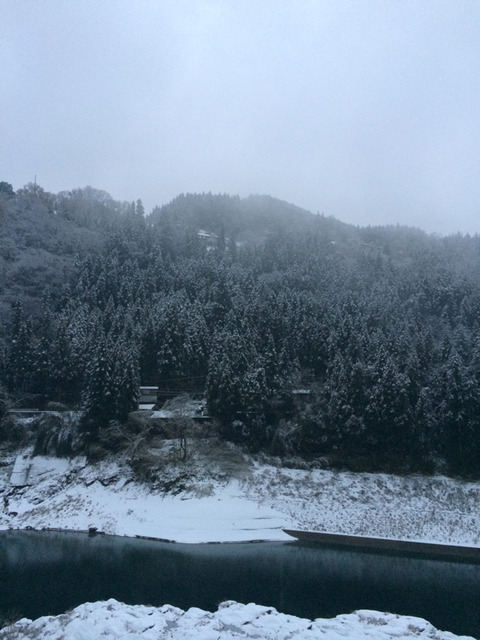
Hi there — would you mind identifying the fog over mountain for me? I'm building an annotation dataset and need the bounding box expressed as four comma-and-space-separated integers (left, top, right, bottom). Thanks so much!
1, 0, 480, 234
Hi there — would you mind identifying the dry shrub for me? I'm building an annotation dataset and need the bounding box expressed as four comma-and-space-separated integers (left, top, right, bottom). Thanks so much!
0, 414, 29, 445
33, 412, 82, 457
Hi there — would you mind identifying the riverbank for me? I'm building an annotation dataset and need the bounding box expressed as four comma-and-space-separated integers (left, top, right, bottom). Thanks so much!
1, 449, 480, 546
2, 452, 479, 640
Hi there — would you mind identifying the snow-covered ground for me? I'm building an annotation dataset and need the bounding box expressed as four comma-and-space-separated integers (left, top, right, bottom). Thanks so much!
1, 598, 473, 640
1, 448, 479, 639
1, 449, 480, 546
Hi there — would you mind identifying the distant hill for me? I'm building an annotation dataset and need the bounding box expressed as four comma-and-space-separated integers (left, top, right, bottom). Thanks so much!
0, 184, 104, 327
0, 183, 469, 336
147, 192, 353, 245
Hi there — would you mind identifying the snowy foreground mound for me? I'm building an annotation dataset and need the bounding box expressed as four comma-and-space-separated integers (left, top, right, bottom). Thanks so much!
1, 599, 473, 640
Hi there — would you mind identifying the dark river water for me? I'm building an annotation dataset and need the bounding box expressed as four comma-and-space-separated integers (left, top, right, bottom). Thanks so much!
1, 530, 479, 637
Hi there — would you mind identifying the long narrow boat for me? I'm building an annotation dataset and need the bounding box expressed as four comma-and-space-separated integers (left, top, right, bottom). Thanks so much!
283, 529, 480, 563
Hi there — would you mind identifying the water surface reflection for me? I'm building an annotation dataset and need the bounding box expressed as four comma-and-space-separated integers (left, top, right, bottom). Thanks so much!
0, 530, 478, 637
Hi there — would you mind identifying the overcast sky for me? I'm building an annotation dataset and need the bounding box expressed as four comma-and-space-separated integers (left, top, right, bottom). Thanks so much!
1, 1, 480, 235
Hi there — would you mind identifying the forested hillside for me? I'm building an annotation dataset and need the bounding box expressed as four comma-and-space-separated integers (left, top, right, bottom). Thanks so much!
1, 181, 480, 476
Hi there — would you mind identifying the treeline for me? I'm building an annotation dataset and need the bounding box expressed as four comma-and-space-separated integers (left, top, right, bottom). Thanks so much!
1, 182, 480, 475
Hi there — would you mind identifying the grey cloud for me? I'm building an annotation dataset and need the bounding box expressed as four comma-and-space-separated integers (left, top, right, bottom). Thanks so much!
1, 0, 479, 234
